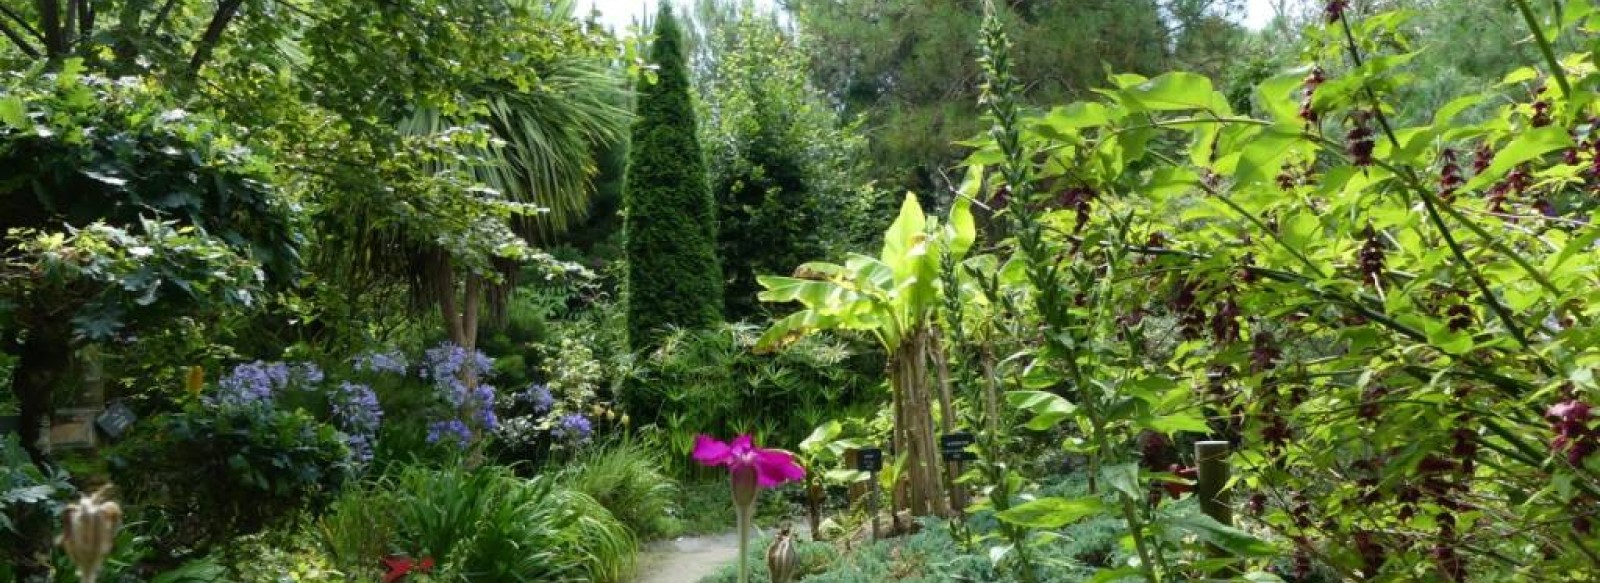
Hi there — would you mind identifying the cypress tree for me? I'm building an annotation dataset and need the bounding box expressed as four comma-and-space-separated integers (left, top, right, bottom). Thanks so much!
623, 4, 724, 348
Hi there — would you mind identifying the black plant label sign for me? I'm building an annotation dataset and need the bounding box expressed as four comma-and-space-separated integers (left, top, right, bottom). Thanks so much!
940, 432, 975, 450
856, 447, 883, 472
941, 432, 977, 462
96, 401, 136, 441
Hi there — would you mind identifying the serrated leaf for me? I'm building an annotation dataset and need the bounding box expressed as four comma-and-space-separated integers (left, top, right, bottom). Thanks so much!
996, 496, 1106, 528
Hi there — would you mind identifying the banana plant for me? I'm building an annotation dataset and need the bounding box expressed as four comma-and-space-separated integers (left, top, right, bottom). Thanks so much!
757, 192, 976, 517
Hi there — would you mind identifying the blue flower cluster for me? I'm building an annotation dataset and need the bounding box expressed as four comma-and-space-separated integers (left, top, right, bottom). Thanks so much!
427, 419, 473, 447
551, 413, 593, 443
209, 361, 325, 409
517, 383, 555, 414
421, 342, 498, 449
331, 381, 383, 464
352, 349, 409, 375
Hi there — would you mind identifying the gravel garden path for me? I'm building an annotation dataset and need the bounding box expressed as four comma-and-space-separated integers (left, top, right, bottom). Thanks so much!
632, 531, 742, 583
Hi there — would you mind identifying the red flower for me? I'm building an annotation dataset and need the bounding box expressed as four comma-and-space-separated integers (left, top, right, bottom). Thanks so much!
383, 556, 436, 583
1162, 464, 1197, 499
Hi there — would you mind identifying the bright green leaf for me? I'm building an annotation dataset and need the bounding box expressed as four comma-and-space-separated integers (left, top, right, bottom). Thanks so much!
996, 496, 1106, 529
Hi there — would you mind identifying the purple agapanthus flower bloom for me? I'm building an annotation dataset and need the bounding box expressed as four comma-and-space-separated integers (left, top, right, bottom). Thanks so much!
426, 419, 473, 447
332, 382, 383, 434
345, 433, 375, 465
552, 414, 592, 443
421, 342, 494, 382
352, 349, 409, 375
471, 385, 498, 431
519, 384, 555, 413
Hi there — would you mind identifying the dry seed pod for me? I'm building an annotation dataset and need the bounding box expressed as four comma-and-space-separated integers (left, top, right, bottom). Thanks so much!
60, 487, 122, 583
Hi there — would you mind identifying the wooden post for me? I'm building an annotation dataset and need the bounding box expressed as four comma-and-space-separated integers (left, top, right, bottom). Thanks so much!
1195, 440, 1232, 526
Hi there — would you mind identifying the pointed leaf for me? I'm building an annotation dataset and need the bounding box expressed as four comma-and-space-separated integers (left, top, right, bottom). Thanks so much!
996, 496, 1106, 528
1007, 390, 1078, 430
1167, 513, 1277, 557
1465, 126, 1575, 191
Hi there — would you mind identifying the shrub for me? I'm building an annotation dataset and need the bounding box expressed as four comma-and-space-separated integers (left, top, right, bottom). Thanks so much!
560, 438, 678, 539
108, 403, 351, 556
623, 322, 880, 473
1, 434, 73, 578
319, 464, 636, 583
622, 3, 724, 350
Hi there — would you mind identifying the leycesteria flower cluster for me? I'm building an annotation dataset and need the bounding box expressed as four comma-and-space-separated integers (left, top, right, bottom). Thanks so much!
1347, 118, 1375, 166
1170, 279, 1206, 340
1058, 186, 1096, 234
1325, 0, 1348, 23
1547, 399, 1596, 466
1299, 67, 1325, 125
1357, 225, 1386, 287
1438, 148, 1463, 203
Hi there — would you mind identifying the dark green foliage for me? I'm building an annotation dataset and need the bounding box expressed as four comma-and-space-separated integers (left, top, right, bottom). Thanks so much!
0, 434, 73, 575
108, 404, 351, 557
0, 61, 298, 281
623, 4, 724, 349
620, 323, 881, 472
716, 96, 823, 319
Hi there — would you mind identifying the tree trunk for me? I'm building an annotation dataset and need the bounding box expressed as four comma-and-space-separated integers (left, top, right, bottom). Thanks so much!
12, 318, 71, 468
928, 330, 963, 512
8, 318, 71, 580
891, 328, 950, 518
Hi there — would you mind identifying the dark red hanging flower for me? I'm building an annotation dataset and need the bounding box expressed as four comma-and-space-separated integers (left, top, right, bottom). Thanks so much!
1162, 464, 1198, 499
1348, 121, 1376, 166
1548, 399, 1597, 466
1325, 0, 1349, 23
1531, 99, 1552, 128
1300, 67, 1326, 125
1250, 331, 1281, 373
1357, 225, 1386, 287
1211, 295, 1242, 342
1438, 148, 1463, 203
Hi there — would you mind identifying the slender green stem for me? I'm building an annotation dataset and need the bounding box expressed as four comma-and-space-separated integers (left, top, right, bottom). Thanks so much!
1512, 0, 1572, 98
736, 503, 752, 583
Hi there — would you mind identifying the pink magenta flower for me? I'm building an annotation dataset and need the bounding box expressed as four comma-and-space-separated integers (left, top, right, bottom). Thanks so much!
693, 434, 806, 487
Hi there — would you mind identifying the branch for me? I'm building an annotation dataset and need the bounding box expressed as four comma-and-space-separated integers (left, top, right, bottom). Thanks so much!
0, 3, 44, 43
187, 0, 244, 77
145, 0, 179, 36
0, 14, 41, 58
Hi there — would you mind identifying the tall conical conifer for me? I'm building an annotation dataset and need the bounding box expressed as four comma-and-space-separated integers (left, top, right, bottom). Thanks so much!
623, 3, 724, 349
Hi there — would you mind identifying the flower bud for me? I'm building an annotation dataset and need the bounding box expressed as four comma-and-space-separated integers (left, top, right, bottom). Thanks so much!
60, 489, 122, 583
767, 524, 798, 583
